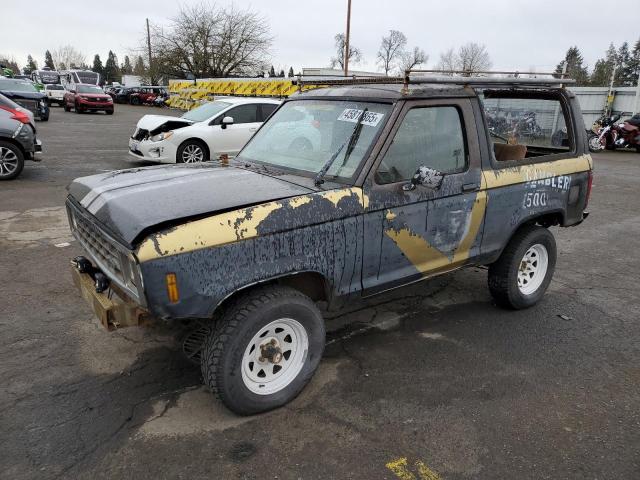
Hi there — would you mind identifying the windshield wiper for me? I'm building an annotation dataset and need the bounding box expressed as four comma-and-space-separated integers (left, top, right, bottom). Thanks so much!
314, 108, 368, 187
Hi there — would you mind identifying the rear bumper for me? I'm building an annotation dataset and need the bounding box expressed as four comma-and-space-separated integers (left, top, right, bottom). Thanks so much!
71, 267, 148, 330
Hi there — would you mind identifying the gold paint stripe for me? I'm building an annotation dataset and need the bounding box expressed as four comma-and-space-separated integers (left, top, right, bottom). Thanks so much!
385, 191, 487, 274
481, 154, 592, 190
415, 461, 442, 480
137, 187, 368, 262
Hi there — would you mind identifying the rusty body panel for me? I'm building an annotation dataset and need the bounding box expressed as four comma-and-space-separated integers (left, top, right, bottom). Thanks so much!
67, 82, 593, 324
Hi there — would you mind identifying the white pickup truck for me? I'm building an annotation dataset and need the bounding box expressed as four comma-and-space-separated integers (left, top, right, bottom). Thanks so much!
43, 84, 65, 106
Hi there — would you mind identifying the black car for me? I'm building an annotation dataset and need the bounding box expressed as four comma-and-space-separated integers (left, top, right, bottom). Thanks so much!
113, 87, 140, 104
0, 78, 49, 121
0, 93, 42, 180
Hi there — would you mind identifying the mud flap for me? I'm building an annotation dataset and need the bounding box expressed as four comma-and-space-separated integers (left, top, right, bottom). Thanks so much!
71, 268, 148, 331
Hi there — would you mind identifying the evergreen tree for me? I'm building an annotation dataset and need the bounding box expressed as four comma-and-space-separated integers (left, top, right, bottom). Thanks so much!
629, 38, 640, 86
44, 50, 55, 69
92, 54, 104, 76
287, 66, 294, 78
133, 56, 146, 76
103, 50, 119, 83
616, 42, 635, 86
269, 65, 276, 77
279, 69, 285, 77
590, 43, 617, 86
121, 55, 133, 75
555, 46, 589, 86
24, 55, 38, 75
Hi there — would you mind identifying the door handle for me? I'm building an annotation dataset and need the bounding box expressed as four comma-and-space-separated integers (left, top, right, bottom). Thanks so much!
462, 182, 479, 192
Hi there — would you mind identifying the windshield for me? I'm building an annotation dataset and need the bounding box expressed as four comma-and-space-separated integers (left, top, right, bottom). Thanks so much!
0, 79, 38, 93
77, 85, 104, 94
238, 100, 391, 182
38, 71, 60, 84
181, 101, 231, 122
77, 71, 99, 84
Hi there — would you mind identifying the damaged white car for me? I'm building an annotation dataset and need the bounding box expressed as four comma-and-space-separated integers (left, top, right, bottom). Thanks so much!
128, 97, 280, 163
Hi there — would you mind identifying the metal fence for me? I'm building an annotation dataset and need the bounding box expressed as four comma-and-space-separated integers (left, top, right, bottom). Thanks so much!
571, 86, 639, 127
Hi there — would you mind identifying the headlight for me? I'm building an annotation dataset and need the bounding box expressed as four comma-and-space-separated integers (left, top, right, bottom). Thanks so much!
40, 100, 46, 107
150, 131, 173, 142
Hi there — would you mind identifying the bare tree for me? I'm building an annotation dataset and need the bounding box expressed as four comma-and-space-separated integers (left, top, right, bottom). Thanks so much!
149, 2, 272, 79
377, 30, 407, 75
52, 45, 86, 70
457, 42, 492, 74
330, 33, 362, 70
399, 47, 428, 73
436, 43, 492, 75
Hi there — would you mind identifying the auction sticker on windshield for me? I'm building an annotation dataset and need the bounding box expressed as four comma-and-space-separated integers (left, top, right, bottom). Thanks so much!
338, 109, 384, 127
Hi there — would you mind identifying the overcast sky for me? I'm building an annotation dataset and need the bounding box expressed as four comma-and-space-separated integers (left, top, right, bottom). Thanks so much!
3, 0, 639, 74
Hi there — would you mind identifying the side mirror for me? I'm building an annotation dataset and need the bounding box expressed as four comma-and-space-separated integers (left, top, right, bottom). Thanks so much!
221, 116, 234, 129
402, 166, 444, 191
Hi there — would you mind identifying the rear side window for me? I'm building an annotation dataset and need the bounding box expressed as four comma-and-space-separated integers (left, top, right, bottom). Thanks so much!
376, 106, 467, 184
481, 94, 572, 162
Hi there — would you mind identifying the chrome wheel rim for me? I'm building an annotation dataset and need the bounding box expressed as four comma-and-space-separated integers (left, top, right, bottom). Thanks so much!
241, 318, 309, 395
517, 244, 549, 295
0, 147, 19, 177
182, 144, 204, 163
588, 136, 603, 151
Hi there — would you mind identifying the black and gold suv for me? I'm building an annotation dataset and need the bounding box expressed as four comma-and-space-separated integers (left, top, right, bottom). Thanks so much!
67, 73, 593, 415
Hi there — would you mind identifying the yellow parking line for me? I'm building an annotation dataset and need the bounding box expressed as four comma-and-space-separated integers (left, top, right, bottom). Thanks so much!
386, 457, 442, 480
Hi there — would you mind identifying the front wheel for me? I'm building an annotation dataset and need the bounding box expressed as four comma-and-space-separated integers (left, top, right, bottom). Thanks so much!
201, 285, 325, 415
588, 133, 603, 152
176, 140, 208, 163
488, 225, 557, 309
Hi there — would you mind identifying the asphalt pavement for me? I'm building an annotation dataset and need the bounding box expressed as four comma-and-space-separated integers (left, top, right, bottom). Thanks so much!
1, 104, 639, 479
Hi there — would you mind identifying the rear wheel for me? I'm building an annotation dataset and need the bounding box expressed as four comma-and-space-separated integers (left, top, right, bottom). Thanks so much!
587, 133, 603, 152
201, 285, 325, 415
176, 140, 208, 163
75, 102, 83, 114
105, 110, 114, 115
488, 225, 556, 309
63, 102, 71, 112
0, 141, 25, 180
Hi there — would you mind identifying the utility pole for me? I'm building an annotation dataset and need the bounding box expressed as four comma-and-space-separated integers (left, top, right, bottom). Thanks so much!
605, 64, 618, 116
146, 18, 154, 84
633, 76, 640, 116
343, 0, 352, 77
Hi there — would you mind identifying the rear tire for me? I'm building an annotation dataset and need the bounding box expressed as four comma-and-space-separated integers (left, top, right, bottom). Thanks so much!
488, 225, 556, 309
201, 285, 325, 415
64, 102, 71, 112
0, 141, 25, 180
105, 110, 114, 115
75, 102, 83, 114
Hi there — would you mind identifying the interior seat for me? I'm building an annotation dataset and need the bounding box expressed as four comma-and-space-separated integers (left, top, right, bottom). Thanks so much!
494, 143, 527, 162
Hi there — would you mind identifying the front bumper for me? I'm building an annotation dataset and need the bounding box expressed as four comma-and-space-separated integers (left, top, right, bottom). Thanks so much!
71, 267, 148, 330
128, 137, 175, 163
78, 99, 113, 110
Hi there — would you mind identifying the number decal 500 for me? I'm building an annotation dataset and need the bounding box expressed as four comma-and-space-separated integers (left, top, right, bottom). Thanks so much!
523, 191, 547, 208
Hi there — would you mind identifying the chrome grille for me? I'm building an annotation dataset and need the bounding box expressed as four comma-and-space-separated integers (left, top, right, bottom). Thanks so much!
66, 199, 144, 305
73, 210, 125, 284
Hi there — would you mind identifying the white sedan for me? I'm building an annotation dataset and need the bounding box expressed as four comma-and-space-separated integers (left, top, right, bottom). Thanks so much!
128, 97, 281, 163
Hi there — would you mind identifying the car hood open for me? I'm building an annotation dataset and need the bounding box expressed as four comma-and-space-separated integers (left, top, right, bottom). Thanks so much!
136, 114, 193, 133
67, 163, 314, 245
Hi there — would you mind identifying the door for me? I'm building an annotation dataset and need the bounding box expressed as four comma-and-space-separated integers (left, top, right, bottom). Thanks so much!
361, 98, 486, 295
210, 104, 261, 156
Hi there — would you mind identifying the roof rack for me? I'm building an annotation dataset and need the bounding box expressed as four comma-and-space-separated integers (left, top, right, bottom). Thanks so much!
294, 69, 574, 92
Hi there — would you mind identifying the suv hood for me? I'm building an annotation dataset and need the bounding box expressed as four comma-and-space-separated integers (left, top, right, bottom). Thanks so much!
67, 164, 313, 245
136, 114, 193, 133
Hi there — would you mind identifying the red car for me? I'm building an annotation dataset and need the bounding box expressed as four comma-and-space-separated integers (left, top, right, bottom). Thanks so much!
63, 84, 114, 115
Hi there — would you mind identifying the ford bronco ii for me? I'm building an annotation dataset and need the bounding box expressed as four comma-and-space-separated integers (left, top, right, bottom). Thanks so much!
67, 73, 593, 415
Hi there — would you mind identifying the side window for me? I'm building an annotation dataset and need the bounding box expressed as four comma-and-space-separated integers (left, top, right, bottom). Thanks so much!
376, 106, 466, 184
259, 103, 278, 121
481, 95, 572, 162
226, 104, 259, 124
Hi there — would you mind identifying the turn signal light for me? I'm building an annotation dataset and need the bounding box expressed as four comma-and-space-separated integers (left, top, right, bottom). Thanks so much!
166, 273, 180, 303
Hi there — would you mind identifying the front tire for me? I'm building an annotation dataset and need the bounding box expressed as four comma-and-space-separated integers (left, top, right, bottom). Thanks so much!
176, 140, 208, 163
488, 225, 557, 309
201, 285, 325, 415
